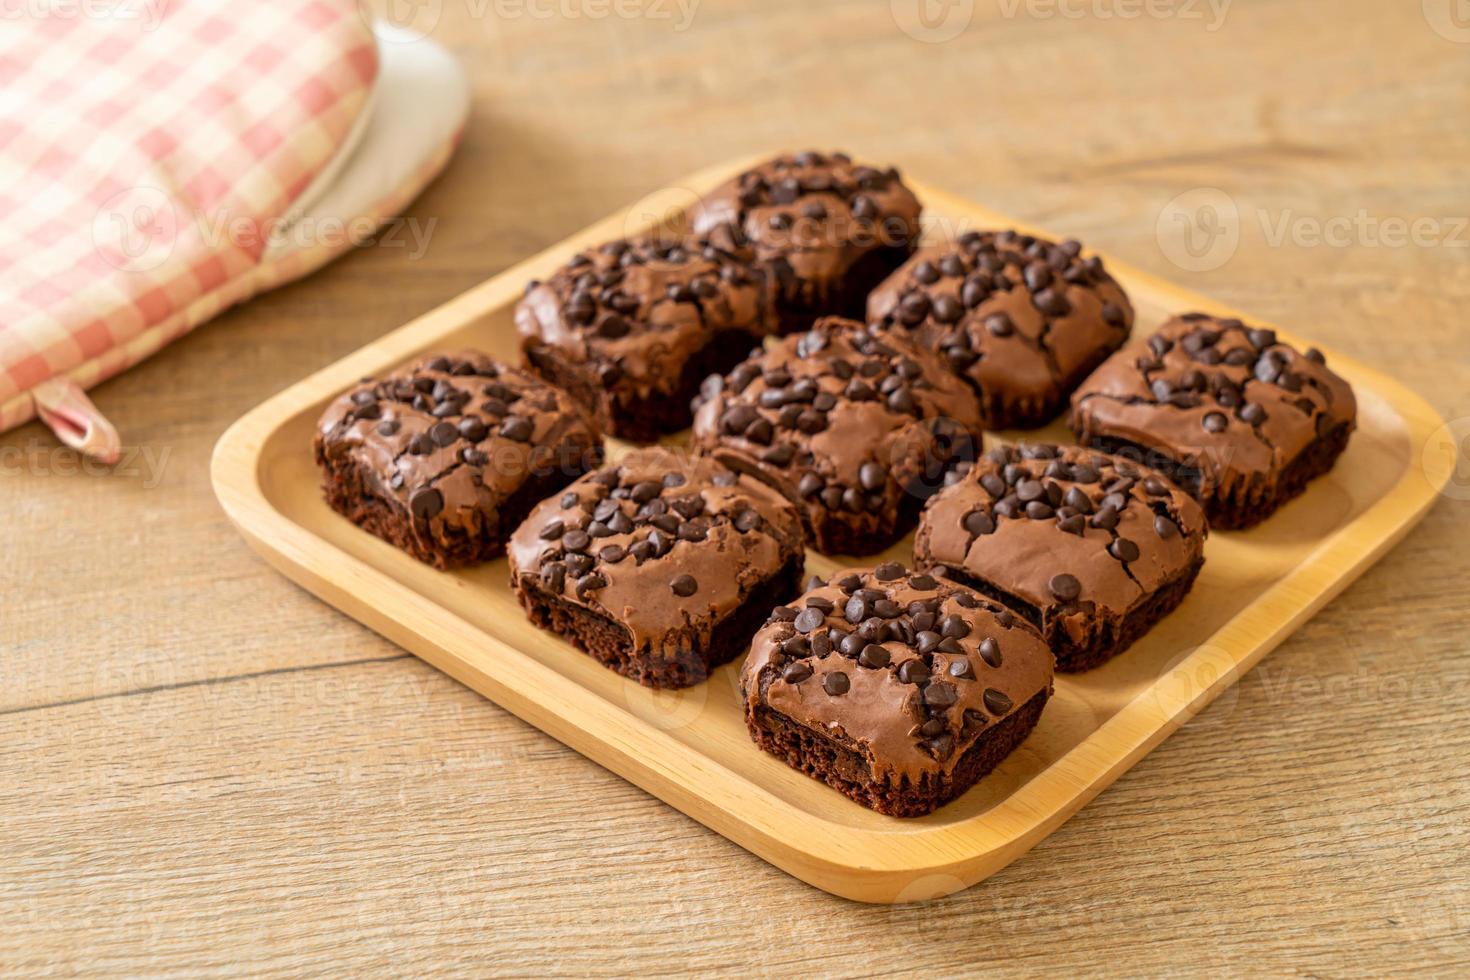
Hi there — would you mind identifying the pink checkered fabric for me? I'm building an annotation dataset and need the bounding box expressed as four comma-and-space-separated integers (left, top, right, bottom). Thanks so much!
0, 0, 379, 432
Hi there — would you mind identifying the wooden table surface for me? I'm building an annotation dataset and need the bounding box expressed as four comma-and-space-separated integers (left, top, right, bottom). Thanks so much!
4, 0, 1468, 974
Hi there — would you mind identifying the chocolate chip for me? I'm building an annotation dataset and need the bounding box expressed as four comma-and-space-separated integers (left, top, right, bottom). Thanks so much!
376, 419, 400, 437
575, 573, 608, 598
926, 734, 956, 761
859, 644, 890, 669
897, 659, 931, 684
1056, 514, 1086, 535
1202, 411, 1228, 433
983, 688, 1013, 716
923, 682, 957, 707
874, 561, 905, 582
1110, 538, 1140, 562
1033, 287, 1070, 316
671, 574, 698, 597
886, 387, 917, 414
1239, 402, 1267, 425
782, 661, 813, 683
794, 607, 826, 633
910, 574, 938, 591
932, 295, 963, 323
499, 416, 534, 442
949, 658, 975, 680
539, 519, 565, 541
858, 462, 886, 492
457, 417, 488, 442
978, 637, 1002, 668
823, 672, 850, 696
409, 487, 443, 520
733, 509, 761, 533
1049, 573, 1081, 602
562, 529, 591, 552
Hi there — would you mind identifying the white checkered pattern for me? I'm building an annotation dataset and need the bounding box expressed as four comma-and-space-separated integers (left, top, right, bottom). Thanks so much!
0, 0, 381, 432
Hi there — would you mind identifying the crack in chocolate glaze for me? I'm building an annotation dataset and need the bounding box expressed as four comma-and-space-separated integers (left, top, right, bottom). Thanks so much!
742, 562, 1054, 781
867, 230, 1133, 429
691, 316, 984, 555
914, 443, 1208, 670
1071, 313, 1356, 528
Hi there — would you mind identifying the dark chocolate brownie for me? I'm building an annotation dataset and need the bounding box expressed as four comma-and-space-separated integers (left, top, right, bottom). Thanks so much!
314, 350, 603, 569
690, 316, 984, 556
742, 562, 1054, 817
687, 151, 922, 332
516, 234, 778, 442
867, 230, 1133, 429
914, 443, 1207, 671
508, 447, 806, 689
1071, 313, 1357, 529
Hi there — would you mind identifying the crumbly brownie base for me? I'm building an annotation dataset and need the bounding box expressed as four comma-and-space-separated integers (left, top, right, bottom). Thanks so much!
939, 559, 1204, 672
524, 329, 761, 444
747, 687, 1049, 817
317, 443, 601, 570
771, 244, 915, 334
513, 554, 806, 688
807, 484, 928, 557
1076, 421, 1353, 531
981, 341, 1122, 431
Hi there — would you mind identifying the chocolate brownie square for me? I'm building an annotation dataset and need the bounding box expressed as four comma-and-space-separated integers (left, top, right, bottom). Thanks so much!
314, 350, 603, 569
690, 317, 984, 556
914, 444, 1207, 672
508, 448, 806, 689
868, 230, 1133, 429
1071, 313, 1357, 529
516, 234, 778, 443
687, 151, 922, 332
742, 562, 1054, 817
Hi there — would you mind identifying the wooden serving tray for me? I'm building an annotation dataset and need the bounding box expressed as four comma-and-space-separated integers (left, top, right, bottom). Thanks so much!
213, 158, 1451, 903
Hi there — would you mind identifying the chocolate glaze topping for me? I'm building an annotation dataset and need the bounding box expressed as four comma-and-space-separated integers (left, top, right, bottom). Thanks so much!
690, 316, 984, 548
688, 151, 922, 309
515, 234, 777, 399
508, 448, 804, 653
1071, 313, 1356, 502
315, 350, 602, 555
868, 230, 1133, 428
915, 444, 1207, 645
742, 563, 1054, 781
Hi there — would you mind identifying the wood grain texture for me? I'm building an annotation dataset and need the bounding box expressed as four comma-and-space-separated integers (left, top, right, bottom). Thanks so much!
3, 0, 1468, 972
